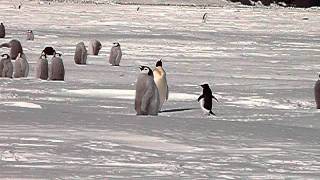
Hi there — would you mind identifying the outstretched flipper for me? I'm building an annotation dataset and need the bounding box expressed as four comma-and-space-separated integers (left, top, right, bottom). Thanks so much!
197, 94, 204, 102
212, 95, 219, 102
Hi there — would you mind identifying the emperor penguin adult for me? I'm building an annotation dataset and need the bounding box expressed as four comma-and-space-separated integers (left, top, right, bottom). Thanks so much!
14, 53, 29, 78
49, 52, 65, 81
0, 23, 5, 38
88, 39, 102, 55
108, 42, 122, 66
135, 66, 160, 116
74, 42, 87, 65
153, 59, 169, 111
36, 53, 49, 80
315, 74, 320, 109
26, 30, 34, 41
0, 39, 23, 60
0, 54, 13, 78
198, 84, 219, 116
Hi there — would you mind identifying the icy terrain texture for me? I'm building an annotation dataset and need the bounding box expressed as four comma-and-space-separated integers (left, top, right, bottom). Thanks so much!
0, 1, 320, 179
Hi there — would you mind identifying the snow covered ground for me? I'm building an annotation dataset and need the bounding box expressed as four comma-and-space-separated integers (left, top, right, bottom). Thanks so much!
0, 1, 320, 178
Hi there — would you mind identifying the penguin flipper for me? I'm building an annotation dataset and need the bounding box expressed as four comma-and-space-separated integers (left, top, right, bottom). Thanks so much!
212, 95, 219, 102
197, 94, 204, 102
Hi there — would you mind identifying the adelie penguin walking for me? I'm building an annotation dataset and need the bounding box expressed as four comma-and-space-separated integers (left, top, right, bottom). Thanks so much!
0, 54, 13, 78
108, 42, 122, 66
135, 66, 160, 116
0, 23, 5, 38
153, 59, 169, 111
0, 39, 23, 60
49, 52, 65, 81
198, 84, 219, 116
36, 53, 49, 80
315, 74, 320, 109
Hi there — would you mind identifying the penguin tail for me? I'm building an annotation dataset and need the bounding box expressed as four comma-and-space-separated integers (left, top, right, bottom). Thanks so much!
209, 111, 216, 116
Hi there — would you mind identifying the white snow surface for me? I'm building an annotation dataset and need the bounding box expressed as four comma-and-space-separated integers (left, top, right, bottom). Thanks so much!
0, 0, 320, 179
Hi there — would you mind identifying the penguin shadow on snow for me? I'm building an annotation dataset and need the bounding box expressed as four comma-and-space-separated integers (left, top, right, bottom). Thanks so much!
159, 107, 198, 113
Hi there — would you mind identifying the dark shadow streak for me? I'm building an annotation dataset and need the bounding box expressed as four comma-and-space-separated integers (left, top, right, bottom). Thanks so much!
159, 108, 198, 113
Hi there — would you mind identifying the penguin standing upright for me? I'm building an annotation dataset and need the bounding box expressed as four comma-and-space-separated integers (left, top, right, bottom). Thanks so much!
314, 74, 320, 109
0, 54, 13, 78
0, 23, 5, 38
0, 39, 23, 59
153, 59, 168, 111
49, 52, 65, 81
26, 30, 34, 41
135, 66, 160, 115
36, 53, 48, 80
108, 42, 122, 66
198, 84, 218, 116
14, 53, 29, 78
88, 40, 102, 55
74, 42, 87, 65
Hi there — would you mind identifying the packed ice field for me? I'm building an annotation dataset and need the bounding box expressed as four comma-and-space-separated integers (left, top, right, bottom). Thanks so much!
0, 0, 320, 179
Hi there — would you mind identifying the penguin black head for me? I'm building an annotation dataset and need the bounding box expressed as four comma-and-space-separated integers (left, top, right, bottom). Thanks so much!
113, 42, 120, 47
156, 59, 162, 67
0, 23, 3, 25
200, 84, 210, 89
139, 65, 153, 76
27, 30, 32, 33
1, 53, 10, 59
42, 46, 56, 55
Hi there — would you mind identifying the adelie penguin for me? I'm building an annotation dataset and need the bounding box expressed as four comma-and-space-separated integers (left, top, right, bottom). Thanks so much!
135, 66, 160, 116
153, 59, 169, 111
108, 42, 122, 66
198, 84, 219, 116
36, 53, 49, 80
26, 30, 34, 41
315, 74, 320, 109
0, 39, 23, 60
74, 42, 87, 65
49, 52, 65, 81
88, 39, 102, 55
0, 54, 13, 78
0, 22, 5, 38
14, 53, 29, 78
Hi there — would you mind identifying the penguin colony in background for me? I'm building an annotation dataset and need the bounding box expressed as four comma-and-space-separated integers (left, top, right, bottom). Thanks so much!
0, 21, 319, 116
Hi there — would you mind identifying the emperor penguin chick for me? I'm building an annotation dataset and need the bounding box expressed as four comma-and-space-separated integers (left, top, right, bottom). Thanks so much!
198, 84, 219, 116
88, 39, 102, 55
315, 74, 320, 109
135, 66, 160, 115
0, 23, 5, 38
26, 30, 34, 41
36, 53, 48, 80
153, 59, 169, 111
0, 54, 13, 78
0, 39, 23, 59
49, 52, 65, 81
109, 42, 122, 66
14, 53, 29, 78
74, 42, 87, 65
